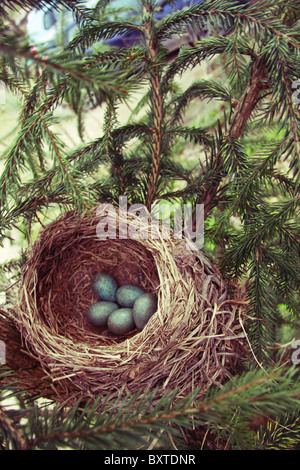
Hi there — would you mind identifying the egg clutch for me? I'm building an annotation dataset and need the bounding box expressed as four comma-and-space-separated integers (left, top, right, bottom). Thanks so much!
87, 272, 157, 335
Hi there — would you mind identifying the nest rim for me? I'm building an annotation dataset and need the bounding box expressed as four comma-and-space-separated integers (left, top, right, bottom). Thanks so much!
14, 206, 248, 404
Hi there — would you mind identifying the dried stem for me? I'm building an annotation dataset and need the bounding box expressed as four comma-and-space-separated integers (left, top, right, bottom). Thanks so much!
193, 56, 270, 226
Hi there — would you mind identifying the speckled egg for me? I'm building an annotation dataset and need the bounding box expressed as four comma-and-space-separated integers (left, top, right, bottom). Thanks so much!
132, 293, 157, 330
87, 301, 119, 327
92, 272, 118, 302
107, 308, 136, 335
116, 284, 145, 308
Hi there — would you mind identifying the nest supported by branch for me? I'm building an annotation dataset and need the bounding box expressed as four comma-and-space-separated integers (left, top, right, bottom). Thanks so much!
14, 207, 248, 405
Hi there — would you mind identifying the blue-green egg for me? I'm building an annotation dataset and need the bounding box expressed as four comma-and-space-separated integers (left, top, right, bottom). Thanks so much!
107, 308, 136, 335
87, 301, 119, 327
92, 272, 118, 302
116, 284, 145, 308
133, 293, 157, 330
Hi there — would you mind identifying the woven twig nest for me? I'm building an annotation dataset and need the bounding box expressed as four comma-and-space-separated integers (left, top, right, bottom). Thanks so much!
14, 206, 247, 405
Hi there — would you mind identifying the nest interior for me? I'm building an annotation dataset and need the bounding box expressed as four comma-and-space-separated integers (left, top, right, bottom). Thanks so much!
15, 208, 248, 405
37, 237, 159, 343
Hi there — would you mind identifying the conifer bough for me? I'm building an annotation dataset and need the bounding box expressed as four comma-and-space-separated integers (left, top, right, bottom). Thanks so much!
0, 0, 299, 451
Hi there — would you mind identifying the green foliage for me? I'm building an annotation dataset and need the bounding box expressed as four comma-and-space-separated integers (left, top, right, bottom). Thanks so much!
1, 366, 300, 450
258, 412, 300, 450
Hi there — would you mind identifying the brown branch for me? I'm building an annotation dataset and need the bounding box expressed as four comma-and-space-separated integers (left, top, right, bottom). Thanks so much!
229, 58, 269, 139
193, 56, 270, 226
144, 2, 164, 211
145, 72, 163, 210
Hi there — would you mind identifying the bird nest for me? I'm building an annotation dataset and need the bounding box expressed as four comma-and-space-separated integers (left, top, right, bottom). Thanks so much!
14, 206, 248, 406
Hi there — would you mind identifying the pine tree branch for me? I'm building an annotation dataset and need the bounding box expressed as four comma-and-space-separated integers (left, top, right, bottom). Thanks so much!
169, 80, 231, 127
3, 366, 298, 450
163, 36, 251, 89
156, 0, 300, 50
258, 412, 300, 450
68, 21, 142, 52
0, 43, 132, 99
143, 1, 164, 211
